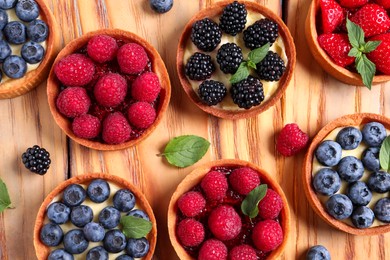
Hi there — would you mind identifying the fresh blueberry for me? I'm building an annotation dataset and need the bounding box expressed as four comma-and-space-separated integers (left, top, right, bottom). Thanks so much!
326, 194, 353, 220
99, 206, 121, 229
70, 205, 93, 227
0, 9, 8, 30
0, 40, 12, 63
126, 237, 150, 258
367, 171, 390, 193
3, 55, 27, 79
27, 19, 49, 42
87, 179, 110, 203
336, 127, 362, 150
312, 168, 341, 196
346, 181, 372, 206
315, 140, 342, 167
86, 246, 108, 260
103, 229, 127, 253
48, 248, 74, 260
150, 0, 173, 13
113, 189, 136, 212
63, 229, 89, 254
337, 156, 364, 183
63, 184, 86, 207
0, 0, 17, 9
47, 202, 71, 224
15, 0, 39, 22
4, 21, 27, 44
21, 41, 45, 64
40, 223, 63, 247
116, 255, 134, 260
306, 245, 331, 260
362, 122, 387, 147
351, 206, 374, 229
127, 209, 150, 221
362, 147, 380, 172
374, 198, 390, 223
83, 222, 105, 242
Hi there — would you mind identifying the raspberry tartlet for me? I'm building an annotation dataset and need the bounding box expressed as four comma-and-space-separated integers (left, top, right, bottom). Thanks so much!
177, 0, 296, 119
168, 159, 290, 259
0, 0, 61, 99
47, 29, 171, 150
303, 113, 390, 235
33, 173, 157, 259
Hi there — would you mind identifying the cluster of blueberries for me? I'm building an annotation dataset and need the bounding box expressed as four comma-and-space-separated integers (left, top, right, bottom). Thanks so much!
313, 122, 390, 228
40, 179, 151, 260
0, 0, 49, 80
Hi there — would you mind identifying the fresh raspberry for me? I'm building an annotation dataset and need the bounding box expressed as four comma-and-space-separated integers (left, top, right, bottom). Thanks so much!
228, 167, 260, 195
276, 123, 309, 156
177, 191, 206, 217
56, 87, 90, 118
208, 205, 242, 241
258, 189, 283, 220
87, 35, 118, 63
131, 72, 161, 102
72, 114, 101, 139
94, 73, 127, 107
54, 54, 95, 87
318, 33, 354, 67
229, 245, 257, 260
350, 4, 390, 37
102, 112, 131, 144
127, 102, 157, 129
252, 219, 283, 252
200, 170, 228, 201
176, 218, 205, 247
117, 43, 148, 74
367, 33, 390, 75
198, 239, 228, 260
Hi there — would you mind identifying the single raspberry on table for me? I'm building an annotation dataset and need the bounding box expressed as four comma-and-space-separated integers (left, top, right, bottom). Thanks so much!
367, 33, 390, 75
87, 35, 118, 63
208, 205, 242, 241
276, 123, 309, 156
229, 244, 257, 260
200, 170, 228, 201
127, 102, 156, 129
176, 218, 205, 247
350, 3, 390, 37
252, 219, 283, 252
56, 87, 90, 118
117, 43, 149, 74
102, 112, 131, 144
72, 114, 101, 139
228, 167, 260, 195
317, 33, 354, 68
198, 239, 228, 260
54, 54, 95, 87
94, 73, 127, 107
131, 72, 161, 102
177, 191, 206, 217
258, 188, 283, 220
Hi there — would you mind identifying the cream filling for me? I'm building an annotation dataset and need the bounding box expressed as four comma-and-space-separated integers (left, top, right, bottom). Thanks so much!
183, 12, 288, 110
312, 126, 390, 228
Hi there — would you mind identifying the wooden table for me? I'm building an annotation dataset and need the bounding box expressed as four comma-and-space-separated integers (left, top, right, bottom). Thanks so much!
0, 0, 389, 259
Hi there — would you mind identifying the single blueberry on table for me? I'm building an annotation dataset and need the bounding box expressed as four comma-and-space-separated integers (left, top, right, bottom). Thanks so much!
116, 255, 134, 260
312, 168, 341, 196
83, 222, 105, 242
103, 229, 127, 253
62, 184, 86, 207
99, 206, 121, 229
48, 248, 74, 260
336, 126, 362, 150
0, 40, 12, 63
351, 206, 374, 229
367, 171, 390, 193
70, 205, 93, 227
315, 140, 342, 167
127, 209, 150, 221
0, 0, 17, 9
27, 19, 49, 42
3, 55, 27, 79
86, 246, 108, 260
63, 229, 89, 254
0, 9, 8, 30
337, 156, 364, 183
362, 147, 380, 172
126, 237, 150, 258
4, 21, 27, 44
40, 223, 63, 247
113, 189, 136, 212
374, 198, 390, 223
47, 202, 70, 224
326, 194, 353, 220
150, 0, 173, 13
362, 122, 387, 147
21, 41, 45, 64
306, 245, 331, 260
15, 0, 40, 22
346, 181, 372, 206
87, 179, 110, 203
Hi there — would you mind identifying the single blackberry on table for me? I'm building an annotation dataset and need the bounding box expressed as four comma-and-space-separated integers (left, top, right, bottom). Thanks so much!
21, 145, 51, 175
230, 76, 264, 109
185, 52, 215, 81
256, 51, 286, 81
219, 1, 247, 36
191, 18, 222, 52
198, 80, 227, 106
243, 18, 279, 50
216, 43, 243, 74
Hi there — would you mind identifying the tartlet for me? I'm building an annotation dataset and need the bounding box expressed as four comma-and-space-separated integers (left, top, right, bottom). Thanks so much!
177, 0, 296, 119
168, 159, 290, 259
303, 113, 390, 235
33, 173, 157, 259
0, 0, 61, 99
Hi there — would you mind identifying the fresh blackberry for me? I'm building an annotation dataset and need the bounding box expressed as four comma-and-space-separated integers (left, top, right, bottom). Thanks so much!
219, 1, 247, 36
185, 52, 215, 81
243, 18, 279, 50
216, 43, 243, 74
230, 76, 264, 109
21, 145, 51, 175
256, 51, 286, 81
191, 18, 222, 52
198, 80, 227, 106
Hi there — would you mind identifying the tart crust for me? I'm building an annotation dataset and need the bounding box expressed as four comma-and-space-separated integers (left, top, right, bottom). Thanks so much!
47, 29, 171, 150
176, 0, 296, 119
302, 113, 390, 235
0, 0, 61, 99
167, 159, 290, 259
33, 173, 157, 260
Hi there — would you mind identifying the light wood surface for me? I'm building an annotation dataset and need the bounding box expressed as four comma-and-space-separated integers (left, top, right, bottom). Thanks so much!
0, 0, 389, 259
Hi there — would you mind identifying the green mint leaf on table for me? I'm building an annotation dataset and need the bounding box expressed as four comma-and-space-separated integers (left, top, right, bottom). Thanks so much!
379, 136, 390, 172
120, 215, 152, 239
241, 184, 267, 219
248, 43, 270, 64
0, 179, 12, 212
230, 62, 249, 84
355, 54, 376, 90
161, 135, 210, 168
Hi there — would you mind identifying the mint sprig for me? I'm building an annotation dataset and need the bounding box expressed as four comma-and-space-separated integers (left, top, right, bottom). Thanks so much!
241, 184, 267, 219
379, 136, 390, 172
0, 179, 12, 212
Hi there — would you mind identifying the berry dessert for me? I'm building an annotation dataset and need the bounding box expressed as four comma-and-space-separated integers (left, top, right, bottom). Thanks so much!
33, 173, 157, 259
47, 29, 171, 150
168, 159, 290, 259
303, 113, 390, 235
177, 0, 296, 119
0, 0, 60, 99
21, 144, 51, 175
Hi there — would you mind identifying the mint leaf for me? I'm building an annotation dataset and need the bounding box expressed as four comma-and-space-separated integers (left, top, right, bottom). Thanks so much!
247, 60, 256, 70
363, 41, 381, 53
161, 135, 210, 168
346, 18, 365, 49
241, 184, 267, 218
248, 43, 270, 64
355, 54, 375, 90
379, 136, 390, 172
120, 215, 152, 239
348, 47, 360, 58
230, 62, 250, 84
0, 179, 12, 212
